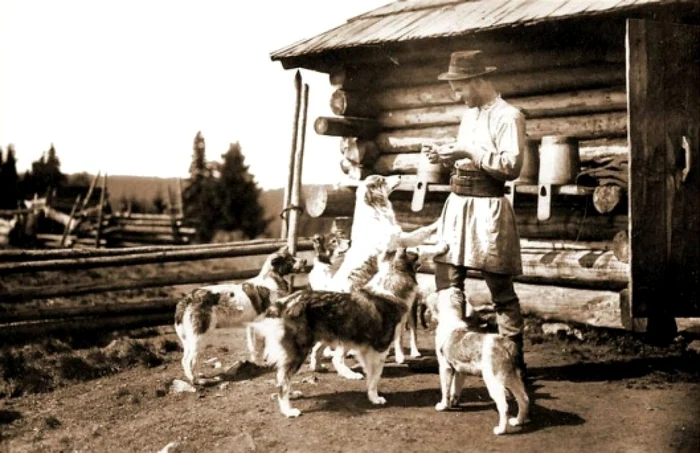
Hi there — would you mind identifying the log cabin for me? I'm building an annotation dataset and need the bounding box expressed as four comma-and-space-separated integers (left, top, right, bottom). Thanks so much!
270, 0, 700, 341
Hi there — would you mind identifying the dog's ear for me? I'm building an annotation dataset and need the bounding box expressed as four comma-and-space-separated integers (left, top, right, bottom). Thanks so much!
241, 282, 269, 314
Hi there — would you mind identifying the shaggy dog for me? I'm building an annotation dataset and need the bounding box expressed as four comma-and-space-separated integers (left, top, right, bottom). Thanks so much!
174, 246, 306, 383
250, 248, 420, 417
314, 175, 441, 378
427, 288, 529, 435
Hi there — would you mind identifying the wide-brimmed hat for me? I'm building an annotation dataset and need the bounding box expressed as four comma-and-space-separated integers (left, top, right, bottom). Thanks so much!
437, 50, 497, 81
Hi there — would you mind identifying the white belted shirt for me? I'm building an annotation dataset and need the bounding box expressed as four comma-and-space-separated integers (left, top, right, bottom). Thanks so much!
435, 96, 525, 275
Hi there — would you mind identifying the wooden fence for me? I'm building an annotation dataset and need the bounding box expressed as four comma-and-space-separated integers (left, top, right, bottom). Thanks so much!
0, 238, 314, 341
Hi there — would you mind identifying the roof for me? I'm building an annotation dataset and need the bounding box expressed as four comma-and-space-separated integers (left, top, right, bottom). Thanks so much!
271, 0, 693, 62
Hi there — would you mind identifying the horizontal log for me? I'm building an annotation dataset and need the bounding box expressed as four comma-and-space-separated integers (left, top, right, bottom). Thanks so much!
116, 225, 196, 236
314, 116, 379, 138
340, 137, 380, 165
303, 185, 356, 218
0, 239, 314, 276
332, 47, 612, 91
0, 313, 174, 343
0, 238, 289, 262
371, 64, 626, 110
415, 274, 629, 330
375, 112, 627, 154
111, 213, 183, 221
331, 89, 377, 117
377, 87, 627, 129
0, 297, 178, 323
0, 269, 260, 303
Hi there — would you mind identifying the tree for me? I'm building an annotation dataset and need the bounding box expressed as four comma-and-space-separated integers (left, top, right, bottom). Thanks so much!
0, 145, 21, 209
217, 142, 270, 239
182, 131, 221, 242
20, 144, 66, 200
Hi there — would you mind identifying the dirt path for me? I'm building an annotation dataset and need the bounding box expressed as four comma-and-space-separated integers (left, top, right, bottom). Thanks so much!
1, 325, 699, 453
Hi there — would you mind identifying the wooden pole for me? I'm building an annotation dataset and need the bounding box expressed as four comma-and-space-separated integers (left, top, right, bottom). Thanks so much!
94, 173, 107, 248
60, 195, 82, 247
282, 70, 303, 239
0, 238, 315, 276
287, 82, 310, 255
80, 171, 101, 215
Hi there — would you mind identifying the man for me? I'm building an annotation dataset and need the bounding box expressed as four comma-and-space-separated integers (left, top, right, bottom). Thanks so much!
426, 50, 527, 370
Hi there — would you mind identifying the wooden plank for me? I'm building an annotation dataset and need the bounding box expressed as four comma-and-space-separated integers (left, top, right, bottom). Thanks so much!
415, 274, 628, 330
627, 19, 700, 322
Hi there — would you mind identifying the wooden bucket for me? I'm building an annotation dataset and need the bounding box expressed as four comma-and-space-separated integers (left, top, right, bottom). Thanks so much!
538, 135, 581, 185
515, 140, 540, 184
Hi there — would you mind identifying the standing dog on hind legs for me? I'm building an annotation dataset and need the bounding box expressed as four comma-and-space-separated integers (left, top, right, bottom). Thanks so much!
250, 248, 421, 417
427, 288, 529, 435
174, 246, 306, 383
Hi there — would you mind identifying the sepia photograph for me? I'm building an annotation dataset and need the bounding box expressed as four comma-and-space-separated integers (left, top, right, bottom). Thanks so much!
0, 0, 698, 452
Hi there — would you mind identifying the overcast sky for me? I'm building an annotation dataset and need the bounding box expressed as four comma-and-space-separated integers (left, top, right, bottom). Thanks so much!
0, 0, 387, 189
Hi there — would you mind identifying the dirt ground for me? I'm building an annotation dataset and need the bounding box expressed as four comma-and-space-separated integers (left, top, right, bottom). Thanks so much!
1, 316, 698, 453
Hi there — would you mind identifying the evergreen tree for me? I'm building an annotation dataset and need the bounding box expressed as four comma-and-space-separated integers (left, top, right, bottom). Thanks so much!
217, 142, 269, 239
182, 131, 221, 242
0, 145, 21, 209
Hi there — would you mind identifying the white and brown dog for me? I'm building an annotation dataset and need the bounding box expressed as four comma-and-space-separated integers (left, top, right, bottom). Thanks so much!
314, 175, 440, 379
250, 248, 420, 417
307, 232, 351, 292
427, 288, 529, 435
174, 246, 306, 383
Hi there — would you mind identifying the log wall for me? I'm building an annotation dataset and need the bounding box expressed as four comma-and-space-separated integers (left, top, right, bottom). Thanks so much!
316, 22, 630, 245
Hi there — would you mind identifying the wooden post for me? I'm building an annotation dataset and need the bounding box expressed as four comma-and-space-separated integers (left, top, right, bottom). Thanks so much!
94, 174, 107, 248
80, 171, 101, 216
287, 82, 310, 255
60, 195, 82, 248
176, 178, 184, 218
282, 70, 303, 239
166, 184, 182, 243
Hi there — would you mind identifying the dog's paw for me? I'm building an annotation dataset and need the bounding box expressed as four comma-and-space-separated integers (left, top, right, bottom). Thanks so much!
394, 353, 406, 365
282, 408, 302, 418
509, 416, 528, 427
449, 396, 460, 407
409, 349, 422, 359
369, 395, 387, 405
493, 425, 507, 436
338, 369, 364, 380
435, 401, 449, 412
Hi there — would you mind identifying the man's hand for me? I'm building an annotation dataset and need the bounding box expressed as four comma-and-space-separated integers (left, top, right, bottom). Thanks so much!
435, 143, 473, 162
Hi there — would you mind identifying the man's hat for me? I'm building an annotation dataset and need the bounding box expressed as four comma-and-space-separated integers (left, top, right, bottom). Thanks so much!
437, 50, 497, 81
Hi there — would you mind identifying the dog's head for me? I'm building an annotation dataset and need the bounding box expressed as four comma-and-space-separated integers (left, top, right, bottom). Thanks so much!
311, 232, 351, 265
356, 175, 401, 211
268, 245, 306, 276
426, 288, 464, 322
378, 247, 421, 278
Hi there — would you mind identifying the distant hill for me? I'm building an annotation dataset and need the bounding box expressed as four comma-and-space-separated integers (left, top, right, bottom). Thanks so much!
80, 174, 335, 238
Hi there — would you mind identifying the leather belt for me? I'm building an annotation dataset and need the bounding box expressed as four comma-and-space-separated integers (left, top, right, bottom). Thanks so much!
450, 169, 506, 197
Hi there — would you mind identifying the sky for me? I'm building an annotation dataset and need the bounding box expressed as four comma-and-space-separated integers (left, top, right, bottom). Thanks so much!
0, 0, 388, 190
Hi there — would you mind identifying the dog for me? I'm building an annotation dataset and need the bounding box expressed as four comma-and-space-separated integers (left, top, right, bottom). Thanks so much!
307, 232, 351, 292
250, 248, 420, 417
310, 175, 440, 378
174, 246, 306, 383
426, 288, 529, 435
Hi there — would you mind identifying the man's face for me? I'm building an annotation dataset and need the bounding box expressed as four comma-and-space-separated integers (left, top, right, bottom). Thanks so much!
449, 79, 480, 107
